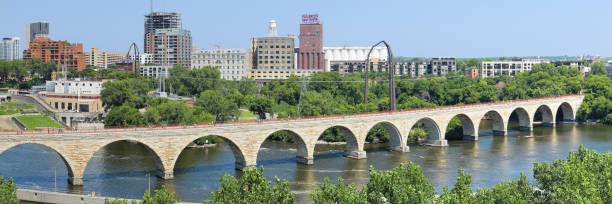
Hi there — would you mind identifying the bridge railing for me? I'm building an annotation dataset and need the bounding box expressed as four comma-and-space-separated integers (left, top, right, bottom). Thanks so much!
0, 94, 581, 136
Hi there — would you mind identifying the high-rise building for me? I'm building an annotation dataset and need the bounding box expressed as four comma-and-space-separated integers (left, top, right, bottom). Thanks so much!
298, 14, 325, 69
145, 28, 192, 67
144, 12, 181, 54
191, 48, 250, 80
0, 37, 20, 60
23, 36, 85, 71
85, 47, 126, 68
25, 22, 49, 49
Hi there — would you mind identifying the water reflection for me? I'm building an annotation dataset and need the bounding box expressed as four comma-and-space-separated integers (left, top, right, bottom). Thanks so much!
0, 123, 611, 203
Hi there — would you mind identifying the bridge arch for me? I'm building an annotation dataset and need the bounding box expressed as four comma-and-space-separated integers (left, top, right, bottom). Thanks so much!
534, 105, 555, 126
84, 139, 167, 180
481, 110, 506, 135
256, 129, 310, 165
365, 121, 406, 152
556, 102, 575, 123
173, 135, 247, 172
410, 117, 441, 143
317, 125, 362, 159
0, 143, 77, 184
509, 107, 531, 131
445, 114, 477, 140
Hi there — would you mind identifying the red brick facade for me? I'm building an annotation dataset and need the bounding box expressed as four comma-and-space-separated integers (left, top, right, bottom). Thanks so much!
23, 37, 85, 71
298, 23, 325, 69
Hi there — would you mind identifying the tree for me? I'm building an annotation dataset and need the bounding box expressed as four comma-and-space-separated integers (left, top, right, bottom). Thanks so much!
104, 103, 144, 127
310, 177, 367, 204
196, 90, 239, 122
248, 96, 273, 119
589, 61, 608, 76
206, 166, 294, 204
141, 186, 180, 204
472, 173, 541, 203
366, 162, 436, 203
101, 78, 152, 111
533, 145, 612, 203
0, 175, 18, 204
437, 168, 473, 204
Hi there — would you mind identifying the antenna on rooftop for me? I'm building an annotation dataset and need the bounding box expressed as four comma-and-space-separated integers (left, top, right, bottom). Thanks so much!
150, 0, 153, 13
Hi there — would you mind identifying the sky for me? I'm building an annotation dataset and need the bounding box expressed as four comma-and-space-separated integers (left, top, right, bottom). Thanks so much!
1, 0, 610, 58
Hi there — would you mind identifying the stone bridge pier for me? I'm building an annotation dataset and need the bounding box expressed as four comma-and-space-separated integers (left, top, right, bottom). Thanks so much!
0, 95, 584, 185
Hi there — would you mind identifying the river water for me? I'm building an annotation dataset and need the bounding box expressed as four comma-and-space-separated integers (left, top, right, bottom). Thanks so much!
2, 122, 611, 203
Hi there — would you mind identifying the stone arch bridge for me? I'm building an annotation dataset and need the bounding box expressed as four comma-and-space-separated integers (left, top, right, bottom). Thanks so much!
0, 95, 583, 185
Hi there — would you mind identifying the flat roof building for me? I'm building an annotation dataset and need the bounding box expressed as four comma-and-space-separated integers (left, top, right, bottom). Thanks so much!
479, 59, 547, 78
297, 14, 325, 69
145, 28, 192, 67
23, 36, 85, 71
0, 37, 20, 60
85, 47, 126, 68
191, 48, 250, 80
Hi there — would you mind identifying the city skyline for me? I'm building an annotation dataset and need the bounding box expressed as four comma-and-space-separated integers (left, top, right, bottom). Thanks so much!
0, 0, 611, 58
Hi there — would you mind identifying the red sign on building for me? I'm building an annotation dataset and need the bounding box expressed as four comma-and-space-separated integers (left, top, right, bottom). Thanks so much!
302, 14, 319, 24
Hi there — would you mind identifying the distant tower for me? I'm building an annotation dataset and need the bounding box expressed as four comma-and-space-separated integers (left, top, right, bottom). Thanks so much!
268, 20, 278, 37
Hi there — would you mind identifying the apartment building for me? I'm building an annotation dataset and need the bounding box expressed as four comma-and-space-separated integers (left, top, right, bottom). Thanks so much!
85, 47, 126, 68
191, 48, 250, 80
23, 36, 85, 71
479, 59, 546, 78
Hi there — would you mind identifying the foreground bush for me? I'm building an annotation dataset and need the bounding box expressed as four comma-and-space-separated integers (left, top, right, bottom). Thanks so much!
105, 186, 178, 204
0, 174, 18, 204
205, 166, 294, 204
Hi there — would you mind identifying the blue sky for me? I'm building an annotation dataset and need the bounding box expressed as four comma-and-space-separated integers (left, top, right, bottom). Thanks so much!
1, 0, 610, 58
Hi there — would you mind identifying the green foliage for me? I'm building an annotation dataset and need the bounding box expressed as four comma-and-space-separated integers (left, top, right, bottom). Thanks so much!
319, 127, 345, 142
267, 130, 295, 143
589, 61, 608, 76
0, 59, 56, 89
248, 96, 273, 119
140, 186, 180, 204
16, 114, 63, 129
195, 90, 239, 122
437, 168, 473, 204
366, 162, 436, 203
0, 175, 18, 204
143, 98, 214, 125
205, 166, 294, 204
407, 128, 428, 144
444, 117, 464, 140
533, 145, 612, 203
193, 135, 224, 145
310, 177, 367, 204
168, 66, 221, 96
104, 103, 144, 127
472, 173, 541, 203
101, 78, 153, 111
366, 124, 390, 143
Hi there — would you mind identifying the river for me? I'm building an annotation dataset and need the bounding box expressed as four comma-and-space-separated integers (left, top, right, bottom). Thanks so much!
2, 122, 611, 203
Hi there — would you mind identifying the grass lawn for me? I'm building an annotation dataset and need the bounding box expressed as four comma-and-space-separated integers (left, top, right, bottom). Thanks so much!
240, 109, 258, 118
16, 115, 63, 129
0, 102, 37, 115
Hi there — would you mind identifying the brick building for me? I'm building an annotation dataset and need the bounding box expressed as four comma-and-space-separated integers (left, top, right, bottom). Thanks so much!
297, 14, 325, 69
23, 37, 85, 71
